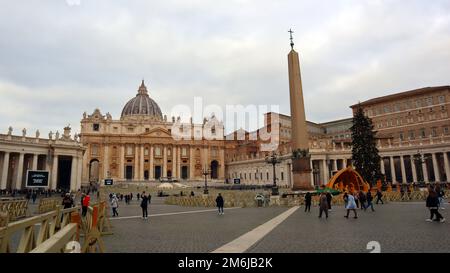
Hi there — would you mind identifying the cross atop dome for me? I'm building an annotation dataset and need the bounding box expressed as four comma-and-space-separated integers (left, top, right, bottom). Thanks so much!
138, 79, 148, 95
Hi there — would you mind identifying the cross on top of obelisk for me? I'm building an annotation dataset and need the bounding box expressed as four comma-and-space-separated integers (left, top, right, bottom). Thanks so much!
288, 28, 294, 49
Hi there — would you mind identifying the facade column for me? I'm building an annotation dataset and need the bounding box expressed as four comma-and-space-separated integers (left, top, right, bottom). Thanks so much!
119, 145, 125, 179
333, 159, 338, 172
32, 154, 38, 170
149, 146, 154, 179
219, 148, 225, 179
380, 158, 385, 175
177, 146, 181, 179
443, 152, 450, 182
322, 159, 329, 184
172, 146, 177, 179
432, 153, 440, 182
70, 156, 77, 191
134, 145, 139, 180
1, 152, 10, 190
163, 146, 167, 177
422, 155, 429, 183
15, 153, 24, 190
390, 156, 397, 184
76, 155, 82, 191
140, 145, 144, 180
410, 156, 418, 182
51, 155, 58, 190
103, 145, 109, 179
400, 155, 407, 183
190, 146, 195, 179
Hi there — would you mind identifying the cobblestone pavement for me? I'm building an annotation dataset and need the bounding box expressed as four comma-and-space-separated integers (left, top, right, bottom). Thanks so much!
248, 202, 450, 253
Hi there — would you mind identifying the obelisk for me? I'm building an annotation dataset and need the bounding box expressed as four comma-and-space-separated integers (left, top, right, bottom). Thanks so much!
287, 29, 313, 190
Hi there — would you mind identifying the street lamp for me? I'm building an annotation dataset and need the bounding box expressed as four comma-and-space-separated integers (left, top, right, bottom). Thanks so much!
413, 150, 431, 183
265, 151, 282, 196
202, 165, 211, 194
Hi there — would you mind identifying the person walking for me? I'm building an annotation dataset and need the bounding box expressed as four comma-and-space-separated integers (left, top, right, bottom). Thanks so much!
437, 186, 445, 210
318, 192, 329, 219
62, 193, 74, 209
376, 189, 384, 204
31, 191, 37, 204
326, 191, 332, 211
216, 193, 224, 215
359, 191, 367, 211
426, 188, 445, 223
111, 194, 119, 217
81, 192, 90, 217
140, 191, 149, 220
304, 192, 312, 213
344, 193, 358, 219
366, 190, 375, 212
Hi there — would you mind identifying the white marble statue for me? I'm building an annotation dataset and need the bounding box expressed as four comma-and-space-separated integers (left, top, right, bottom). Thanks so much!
49, 131, 53, 140
55, 131, 60, 140
36, 129, 40, 138
22, 128, 26, 137
83, 112, 87, 119
7, 126, 12, 135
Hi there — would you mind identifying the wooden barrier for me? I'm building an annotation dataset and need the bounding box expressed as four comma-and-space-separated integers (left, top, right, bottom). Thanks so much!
37, 198, 62, 214
0, 199, 28, 222
0, 206, 79, 253
30, 224, 78, 253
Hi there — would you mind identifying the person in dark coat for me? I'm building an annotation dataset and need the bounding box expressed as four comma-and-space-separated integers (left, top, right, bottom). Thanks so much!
31, 191, 37, 204
62, 193, 74, 209
216, 193, 224, 215
426, 188, 445, 223
318, 192, 329, 219
304, 192, 312, 213
326, 192, 332, 210
140, 191, 149, 220
358, 191, 367, 210
376, 190, 384, 204
366, 191, 375, 212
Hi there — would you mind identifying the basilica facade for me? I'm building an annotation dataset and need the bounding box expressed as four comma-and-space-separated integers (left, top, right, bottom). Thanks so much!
79, 81, 226, 183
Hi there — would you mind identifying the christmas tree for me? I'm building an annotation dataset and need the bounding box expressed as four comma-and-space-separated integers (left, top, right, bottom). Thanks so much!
351, 105, 382, 186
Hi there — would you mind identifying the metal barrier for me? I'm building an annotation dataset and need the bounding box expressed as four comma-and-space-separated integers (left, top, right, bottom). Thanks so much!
0, 199, 28, 221
0, 206, 79, 253
37, 198, 62, 214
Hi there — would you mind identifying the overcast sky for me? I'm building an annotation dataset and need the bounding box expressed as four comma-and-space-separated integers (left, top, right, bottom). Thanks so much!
0, 0, 449, 136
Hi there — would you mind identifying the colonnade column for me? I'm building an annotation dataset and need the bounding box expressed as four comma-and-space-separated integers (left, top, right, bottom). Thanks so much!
15, 153, 24, 189
51, 155, 58, 190
76, 155, 82, 190
410, 155, 418, 182
134, 145, 139, 180
333, 159, 337, 172
443, 152, 450, 182
400, 155, 407, 183
422, 155, 429, 183
1, 152, 10, 190
70, 156, 77, 191
190, 147, 195, 180
177, 146, 181, 179
432, 153, 440, 182
32, 154, 38, 171
390, 156, 397, 184
322, 159, 329, 183
380, 158, 385, 176
219, 148, 225, 179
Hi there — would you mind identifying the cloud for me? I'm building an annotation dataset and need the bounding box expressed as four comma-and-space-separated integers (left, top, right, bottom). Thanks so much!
0, 0, 449, 135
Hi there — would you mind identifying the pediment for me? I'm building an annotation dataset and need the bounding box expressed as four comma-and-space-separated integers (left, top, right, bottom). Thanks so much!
142, 127, 172, 138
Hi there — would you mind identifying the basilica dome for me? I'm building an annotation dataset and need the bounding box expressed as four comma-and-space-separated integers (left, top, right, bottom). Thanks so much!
121, 80, 163, 120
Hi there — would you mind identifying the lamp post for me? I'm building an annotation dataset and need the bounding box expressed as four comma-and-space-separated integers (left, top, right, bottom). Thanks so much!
413, 150, 431, 184
265, 151, 282, 196
202, 165, 211, 194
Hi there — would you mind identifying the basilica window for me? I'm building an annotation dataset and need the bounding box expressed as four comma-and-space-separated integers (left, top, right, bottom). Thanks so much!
211, 126, 216, 135
144, 148, 149, 156
93, 124, 100, 131
182, 147, 188, 157
155, 147, 162, 157
168, 149, 171, 157
126, 145, 133, 156
281, 172, 284, 181
91, 144, 99, 156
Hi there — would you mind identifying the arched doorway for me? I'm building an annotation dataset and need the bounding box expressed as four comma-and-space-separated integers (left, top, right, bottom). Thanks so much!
89, 159, 100, 183
211, 160, 219, 179
181, 166, 188, 180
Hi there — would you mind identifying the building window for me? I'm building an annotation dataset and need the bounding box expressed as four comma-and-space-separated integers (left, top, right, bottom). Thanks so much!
155, 147, 161, 157
145, 128, 150, 133
128, 128, 134, 132
420, 128, 426, 138
394, 104, 400, 112
415, 100, 421, 108
408, 130, 415, 140
444, 127, 449, 135
281, 172, 284, 181
144, 148, 149, 156
431, 127, 437, 137
244, 173, 247, 180
442, 112, 448, 118
399, 132, 404, 141
211, 126, 216, 134
267, 173, 269, 180
182, 147, 187, 157
91, 144, 99, 156
126, 145, 133, 156
426, 97, 433, 106
384, 106, 390, 113
439, 96, 445, 104
93, 124, 100, 131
